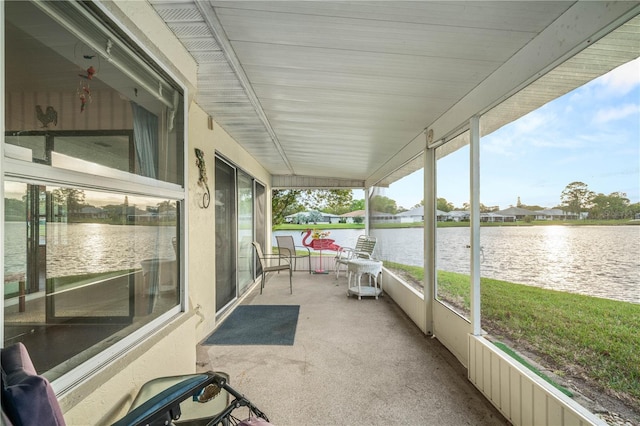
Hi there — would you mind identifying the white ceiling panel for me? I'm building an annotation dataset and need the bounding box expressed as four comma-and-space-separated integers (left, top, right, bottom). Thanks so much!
149, 0, 640, 188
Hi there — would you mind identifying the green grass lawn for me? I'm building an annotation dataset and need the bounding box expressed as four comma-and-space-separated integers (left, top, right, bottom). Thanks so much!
384, 261, 640, 408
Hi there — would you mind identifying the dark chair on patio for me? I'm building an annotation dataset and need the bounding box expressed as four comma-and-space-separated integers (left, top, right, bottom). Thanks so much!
252, 241, 293, 294
0, 342, 236, 426
276, 235, 311, 274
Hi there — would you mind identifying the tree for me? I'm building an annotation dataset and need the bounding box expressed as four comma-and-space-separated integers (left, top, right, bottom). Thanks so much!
519, 204, 544, 211
157, 200, 176, 212
480, 203, 499, 213
560, 182, 594, 216
350, 199, 365, 211
307, 210, 323, 224
51, 188, 86, 215
369, 195, 397, 214
300, 189, 352, 214
4, 198, 26, 220
272, 190, 304, 225
627, 202, 640, 219
436, 198, 454, 212
271, 189, 353, 225
590, 192, 630, 219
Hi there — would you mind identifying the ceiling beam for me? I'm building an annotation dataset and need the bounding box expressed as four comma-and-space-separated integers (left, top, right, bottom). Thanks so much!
195, 0, 295, 175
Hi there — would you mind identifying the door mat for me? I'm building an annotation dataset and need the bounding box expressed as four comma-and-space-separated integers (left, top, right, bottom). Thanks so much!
203, 305, 300, 346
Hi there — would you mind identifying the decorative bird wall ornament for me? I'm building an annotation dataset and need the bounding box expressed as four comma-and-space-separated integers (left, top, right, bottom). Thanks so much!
35, 105, 58, 128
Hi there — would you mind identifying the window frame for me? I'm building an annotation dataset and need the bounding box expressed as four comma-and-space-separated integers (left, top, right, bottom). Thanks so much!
1, 0, 189, 396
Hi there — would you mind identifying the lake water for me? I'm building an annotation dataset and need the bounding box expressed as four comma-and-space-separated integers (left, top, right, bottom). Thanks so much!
4, 223, 637, 303
4, 222, 176, 280
274, 226, 640, 303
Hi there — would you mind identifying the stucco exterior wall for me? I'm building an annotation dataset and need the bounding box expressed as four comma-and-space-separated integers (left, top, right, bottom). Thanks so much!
57, 1, 272, 422
62, 313, 199, 424
187, 103, 272, 343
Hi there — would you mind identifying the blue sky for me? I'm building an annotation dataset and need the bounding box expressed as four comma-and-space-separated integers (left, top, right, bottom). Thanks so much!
378, 57, 640, 211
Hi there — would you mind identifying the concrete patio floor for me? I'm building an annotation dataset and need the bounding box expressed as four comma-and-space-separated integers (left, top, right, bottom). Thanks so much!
197, 270, 509, 425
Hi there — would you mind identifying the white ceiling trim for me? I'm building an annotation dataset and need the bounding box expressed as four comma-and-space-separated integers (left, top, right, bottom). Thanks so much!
194, 0, 294, 174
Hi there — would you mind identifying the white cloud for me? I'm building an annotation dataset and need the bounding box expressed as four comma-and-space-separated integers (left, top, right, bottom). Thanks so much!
481, 135, 516, 156
594, 103, 640, 123
594, 57, 640, 96
511, 109, 550, 134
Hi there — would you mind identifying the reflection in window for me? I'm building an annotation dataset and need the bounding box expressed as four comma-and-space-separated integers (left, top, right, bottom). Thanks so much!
237, 170, 254, 294
3, 182, 179, 380
3, 1, 183, 185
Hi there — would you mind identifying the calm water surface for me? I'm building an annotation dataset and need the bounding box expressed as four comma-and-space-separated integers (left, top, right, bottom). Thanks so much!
5, 223, 637, 303
274, 226, 640, 303
4, 222, 176, 278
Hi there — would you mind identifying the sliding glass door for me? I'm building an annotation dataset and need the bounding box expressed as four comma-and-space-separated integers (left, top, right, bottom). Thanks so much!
214, 157, 266, 311
215, 158, 237, 311
237, 170, 254, 294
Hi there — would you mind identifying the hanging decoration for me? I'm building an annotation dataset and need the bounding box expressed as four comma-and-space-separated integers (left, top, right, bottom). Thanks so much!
74, 44, 99, 113
77, 80, 92, 113
195, 148, 210, 208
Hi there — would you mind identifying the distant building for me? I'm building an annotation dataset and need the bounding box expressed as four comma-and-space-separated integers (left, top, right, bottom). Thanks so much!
534, 208, 579, 220
480, 212, 515, 222
495, 206, 537, 221
340, 210, 365, 224
396, 206, 423, 223
446, 210, 470, 222
285, 211, 342, 224
76, 206, 107, 219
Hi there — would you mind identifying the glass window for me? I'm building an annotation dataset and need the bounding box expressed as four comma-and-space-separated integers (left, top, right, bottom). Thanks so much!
4, 1, 183, 185
254, 182, 266, 280
215, 158, 237, 311
478, 59, 640, 412
237, 170, 254, 294
4, 182, 179, 381
3, 0, 185, 382
214, 157, 265, 311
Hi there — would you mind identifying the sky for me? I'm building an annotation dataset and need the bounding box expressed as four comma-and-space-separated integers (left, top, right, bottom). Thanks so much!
376, 57, 640, 211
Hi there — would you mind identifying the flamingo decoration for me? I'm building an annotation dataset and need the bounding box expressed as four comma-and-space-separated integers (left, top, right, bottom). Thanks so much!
301, 229, 341, 274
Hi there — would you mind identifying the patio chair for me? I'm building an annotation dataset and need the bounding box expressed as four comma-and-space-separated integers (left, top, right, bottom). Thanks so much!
0, 342, 265, 426
335, 235, 377, 278
276, 235, 311, 274
252, 241, 293, 294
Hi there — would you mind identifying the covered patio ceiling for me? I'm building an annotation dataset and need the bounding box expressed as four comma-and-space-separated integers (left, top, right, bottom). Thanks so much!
149, 1, 640, 189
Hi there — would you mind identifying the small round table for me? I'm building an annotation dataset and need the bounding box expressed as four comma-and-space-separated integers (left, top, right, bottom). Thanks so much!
346, 259, 383, 300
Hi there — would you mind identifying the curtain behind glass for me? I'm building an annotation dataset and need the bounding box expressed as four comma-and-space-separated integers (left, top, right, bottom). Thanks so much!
131, 102, 158, 179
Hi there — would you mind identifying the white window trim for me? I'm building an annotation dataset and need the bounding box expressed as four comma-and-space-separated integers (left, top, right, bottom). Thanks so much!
1, 0, 190, 396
